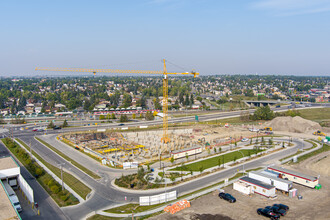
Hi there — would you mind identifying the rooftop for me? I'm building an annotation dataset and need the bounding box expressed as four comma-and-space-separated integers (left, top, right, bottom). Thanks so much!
267, 165, 318, 181
250, 171, 293, 184
240, 176, 275, 190
0, 156, 19, 170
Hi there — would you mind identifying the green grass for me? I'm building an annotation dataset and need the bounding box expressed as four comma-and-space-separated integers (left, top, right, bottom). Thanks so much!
298, 108, 330, 123
35, 137, 101, 179
297, 143, 330, 163
16, 138, 92, 199
170, 149, 262, 171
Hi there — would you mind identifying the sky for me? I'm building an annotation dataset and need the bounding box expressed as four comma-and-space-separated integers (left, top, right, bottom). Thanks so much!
1, 0, 330, 76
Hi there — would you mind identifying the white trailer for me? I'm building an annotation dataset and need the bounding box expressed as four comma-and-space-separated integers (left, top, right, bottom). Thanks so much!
248, 171, 293, 192
267, 165, 319, 188
239, 176, 276, 198
233, 181, 252, 195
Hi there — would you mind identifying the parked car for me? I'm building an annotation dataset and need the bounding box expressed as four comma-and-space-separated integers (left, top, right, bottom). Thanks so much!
257, 208, 280, 220
265, 206, 287, 216
273, 204, 289, 211
118, 123, 125, 126
53, 126, 61, 130
218, 192, 236, 203
241, 138, 249, 142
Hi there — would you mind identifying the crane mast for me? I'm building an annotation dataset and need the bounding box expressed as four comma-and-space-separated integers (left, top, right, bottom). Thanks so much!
36, 59, 199, 143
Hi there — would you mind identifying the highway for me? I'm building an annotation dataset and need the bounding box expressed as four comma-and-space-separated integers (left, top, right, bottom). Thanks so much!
3, 105, 327, 219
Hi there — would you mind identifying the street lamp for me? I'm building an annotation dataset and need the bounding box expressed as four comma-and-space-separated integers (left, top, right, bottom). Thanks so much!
237, 150, 245, 173
57, 162, 65, 191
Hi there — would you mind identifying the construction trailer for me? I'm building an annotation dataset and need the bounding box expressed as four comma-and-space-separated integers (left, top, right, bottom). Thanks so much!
248, 171, 293, 192
233, 180, 252, 195
170, 146, 202, 160
267, 165, 319, 188
239, 176, 276, 198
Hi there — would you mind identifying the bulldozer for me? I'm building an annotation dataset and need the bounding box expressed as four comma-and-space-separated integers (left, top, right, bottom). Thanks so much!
313, 130, 326, 136
264, 127, 272, 131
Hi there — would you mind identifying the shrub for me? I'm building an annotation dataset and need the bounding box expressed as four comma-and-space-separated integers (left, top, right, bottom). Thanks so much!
48, 180, 54, 187
60, 195, 68, 201
35, 168, 43, 176
51, 185, 60, 194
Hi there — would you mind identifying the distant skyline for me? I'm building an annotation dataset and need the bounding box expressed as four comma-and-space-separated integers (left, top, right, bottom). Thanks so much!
1, 0, 330, 76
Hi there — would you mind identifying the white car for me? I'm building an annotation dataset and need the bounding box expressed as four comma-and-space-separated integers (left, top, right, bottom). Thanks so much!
241, 138, 249, 142
249, 128, 259, 132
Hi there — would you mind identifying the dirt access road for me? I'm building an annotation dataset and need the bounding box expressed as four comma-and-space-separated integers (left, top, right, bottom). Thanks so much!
149, 152, 330, 220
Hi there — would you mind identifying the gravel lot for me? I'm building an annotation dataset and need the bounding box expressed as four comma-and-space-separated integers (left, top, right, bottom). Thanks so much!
149, 151, 330, 220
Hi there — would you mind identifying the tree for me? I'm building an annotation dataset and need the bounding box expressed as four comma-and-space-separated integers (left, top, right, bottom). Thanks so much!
190, 94, 194, 105
218, 158, 221, 167
99, 115, 105, 120
62, 119, 68, 127
111, 113, 116, 119
214, 147, 217, 154
250, 106, 274, 121
145, 111, 154, 121
261, 136, 264, 144
170, 157, 175, 165
47, 121, 55, 128
185, 153, 189, 161
233, 156, 237, 163
120, 115, 128, 122
132, 113, 136, 119
218, 147, 222, 152
199, 166, 204, 173
269, 138, 273, 145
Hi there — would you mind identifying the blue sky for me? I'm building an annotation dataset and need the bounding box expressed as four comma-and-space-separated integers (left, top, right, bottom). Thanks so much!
1, 0, 330, 76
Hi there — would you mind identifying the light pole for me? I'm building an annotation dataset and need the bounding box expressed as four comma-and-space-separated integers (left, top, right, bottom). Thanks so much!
58, 162, 65, 191
238, 150, 245, 173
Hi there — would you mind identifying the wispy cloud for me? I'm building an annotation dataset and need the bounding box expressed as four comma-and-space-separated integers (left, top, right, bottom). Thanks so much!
252, 0, 330, 16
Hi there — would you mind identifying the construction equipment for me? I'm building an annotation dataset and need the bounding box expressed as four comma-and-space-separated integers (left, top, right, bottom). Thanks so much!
313, 130, 326, 136
264, 127, 272, 131
36, 59, 199, 143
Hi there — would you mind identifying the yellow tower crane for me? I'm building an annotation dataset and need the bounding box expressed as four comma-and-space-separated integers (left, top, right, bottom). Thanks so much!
36, 59, 199, 143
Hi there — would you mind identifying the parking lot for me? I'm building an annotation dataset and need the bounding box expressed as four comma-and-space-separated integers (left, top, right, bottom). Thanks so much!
149, 153, 330, 220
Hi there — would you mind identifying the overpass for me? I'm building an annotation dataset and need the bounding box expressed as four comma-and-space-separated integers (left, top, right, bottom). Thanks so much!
244, 100, 279, 107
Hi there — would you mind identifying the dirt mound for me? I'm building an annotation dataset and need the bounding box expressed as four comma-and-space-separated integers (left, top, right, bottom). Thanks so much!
263, 116, 322, 133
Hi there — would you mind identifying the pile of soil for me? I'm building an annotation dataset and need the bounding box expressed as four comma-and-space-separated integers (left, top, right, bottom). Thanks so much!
263, 116, 322, 133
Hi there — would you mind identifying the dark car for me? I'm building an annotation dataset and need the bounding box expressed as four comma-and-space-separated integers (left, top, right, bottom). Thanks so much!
266, 206, 287, 216
257, 208, 280, 220
273, 204, 289, 211
118, 123, 125, 126
53, 126, 61, 130
218, 192, 236, 203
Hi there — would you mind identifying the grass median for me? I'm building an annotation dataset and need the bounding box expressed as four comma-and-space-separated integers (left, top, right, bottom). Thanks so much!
35, 137, 101, 179
170, 149, 262, 172
16, 138, 92, 200
2, 138, 79, 206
